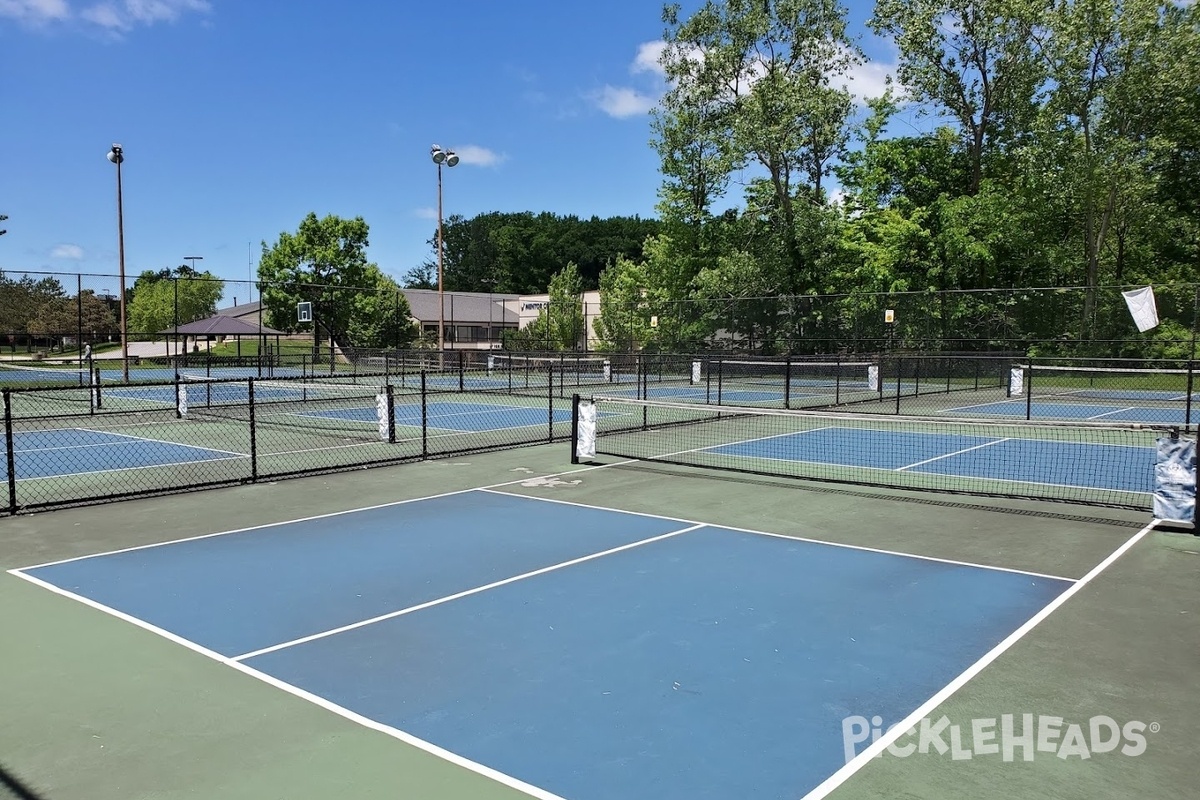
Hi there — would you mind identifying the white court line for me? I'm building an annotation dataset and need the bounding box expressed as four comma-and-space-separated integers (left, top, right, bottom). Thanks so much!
231, 523, 705, 662
897, 438, 1011, 471
12, 460, 635, 572
4, 570, 568, 800
1086, 407, 1139, 420
476, 489, 1079, 583
73, 427, 249, 458
799, 519, 1162, 800
15, 454, 248, 484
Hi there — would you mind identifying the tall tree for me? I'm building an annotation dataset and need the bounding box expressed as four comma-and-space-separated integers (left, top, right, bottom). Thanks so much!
658, 0, 860, 294
259, 213, 375, 347
127, 268, 224, 335
870, 0, 1046, 195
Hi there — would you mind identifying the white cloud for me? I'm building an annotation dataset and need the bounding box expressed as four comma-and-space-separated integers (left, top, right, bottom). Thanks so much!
413, 207, 438, 221
82, 0, 210, 31
447, 145, 505, 167
632, 41, 666, 77
50, 243, 85, 260
842, 59, 899, 105
594, 85, 656, 119
0, 0, 209, 30
0, 0, 70, 24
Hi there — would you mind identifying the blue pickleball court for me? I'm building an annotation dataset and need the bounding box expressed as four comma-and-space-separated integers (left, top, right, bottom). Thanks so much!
2, 427, 244, 481
706, 426, 1154, 494
17, 489, 1072, 800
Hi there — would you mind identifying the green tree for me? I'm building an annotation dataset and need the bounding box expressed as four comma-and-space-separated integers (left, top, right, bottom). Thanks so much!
26, 291, 118, 345
127, 268, 224, 335
507, 263, 585, 351
259, 213, 375, 347
343, 265, 418, 349
659, 0, 861, 294
870, 0, 1045, 195
260, 213, 416, 349
0, 273, 66, 334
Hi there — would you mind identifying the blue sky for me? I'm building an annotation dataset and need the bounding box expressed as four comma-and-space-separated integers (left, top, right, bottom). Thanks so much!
2, 0, 908, 303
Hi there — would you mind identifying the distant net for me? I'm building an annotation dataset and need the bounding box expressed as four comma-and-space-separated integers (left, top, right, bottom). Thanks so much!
178, 375, 390, 441
574, 395, 1180, 509
1012, 363, 1198, 404
0, 363, 93, 386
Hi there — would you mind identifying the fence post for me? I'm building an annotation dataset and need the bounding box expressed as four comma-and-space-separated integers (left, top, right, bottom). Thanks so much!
894, 357, 902, 414
421, 370, 428, 458
570, 393, 580, 464
4, 390, 16, 514
1025, 360, 1034, 421
248, 379, 258, 484
784, 355, 792, 410
386, 383, 397, 444
1186, 361, 1195, 434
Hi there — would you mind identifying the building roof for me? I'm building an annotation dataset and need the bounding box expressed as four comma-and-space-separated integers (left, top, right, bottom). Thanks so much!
402, 289, 520, 325
215, 300, 262, 318
161, 315, 284, 336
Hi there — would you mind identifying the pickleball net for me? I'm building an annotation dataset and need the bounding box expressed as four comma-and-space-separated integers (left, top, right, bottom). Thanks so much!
177, 375, 394, 442
571, 394, 1187, 509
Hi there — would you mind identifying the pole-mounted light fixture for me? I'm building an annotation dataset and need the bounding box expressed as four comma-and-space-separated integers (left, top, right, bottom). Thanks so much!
430, 144, 459, 360
107, 143, 129, 383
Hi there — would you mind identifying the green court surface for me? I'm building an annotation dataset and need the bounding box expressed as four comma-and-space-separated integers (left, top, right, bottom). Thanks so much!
1, 443, 1197, 800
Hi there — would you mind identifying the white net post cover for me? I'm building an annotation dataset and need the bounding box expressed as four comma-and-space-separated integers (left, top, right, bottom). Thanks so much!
867, 364, 879, 392
1153, 434, 1196, 524
603, 360, 612, 382
1010, 367, 1025, 395
691, 360, 702, 384
487, 354, 495, 375
177, 384, 189, 417
376, 390, 389, 442
575, 399, 597, 460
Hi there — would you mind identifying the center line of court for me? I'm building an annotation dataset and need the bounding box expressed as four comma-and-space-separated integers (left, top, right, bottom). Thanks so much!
896, 437, 1011, 471
230, 522, 706, 662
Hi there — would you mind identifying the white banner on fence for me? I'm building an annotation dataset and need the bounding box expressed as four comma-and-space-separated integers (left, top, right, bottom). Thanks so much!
1009, 367, 1024, 396
575, 400, 597, 460
692, 360, 702, 384
1122, 286, 1160, 332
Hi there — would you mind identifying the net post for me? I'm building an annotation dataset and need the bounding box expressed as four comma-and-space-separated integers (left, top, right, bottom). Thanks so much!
420, 370, 429, 458
248, 379, 258, 484
1025, 360, 1034, 421
386, 383, 397, 444
173, 370, 181, 420
458, 350, 465, 392
570, 393, 581, 464
3, 390, 16, 514
94, 366, 103, 410
784, 356, 792, 410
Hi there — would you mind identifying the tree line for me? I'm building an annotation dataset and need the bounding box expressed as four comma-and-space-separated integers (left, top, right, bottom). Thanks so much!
407, 0, 1199, 356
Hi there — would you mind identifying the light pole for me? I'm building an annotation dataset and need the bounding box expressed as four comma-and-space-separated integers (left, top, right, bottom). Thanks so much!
430, 144, 459, 362
107, 144, 129, 382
